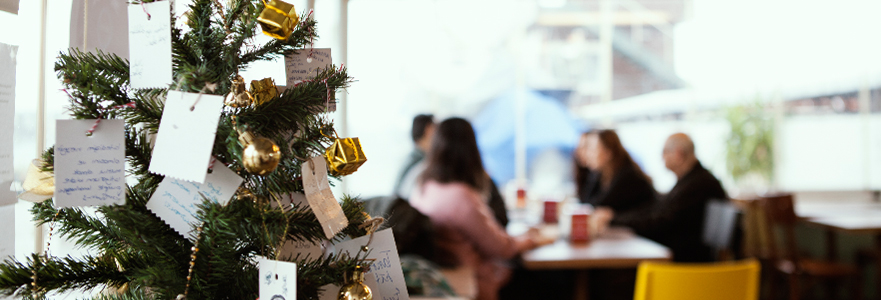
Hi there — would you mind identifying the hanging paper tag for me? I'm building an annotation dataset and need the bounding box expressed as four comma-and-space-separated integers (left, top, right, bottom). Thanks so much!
128, 1, 172, 89
279, 239, 323, 263
258, 257, 297, 300
149, 90, 224, 183
0, 43, 16, 206
285, 48, 331, 86
335, 229, 410, 300
301, 156, 348, 239
54, 119, 125, 208
146, 161, 243, 236
70, 0, 129, 59
0, 43, 16, 186
0, 204, 13, 258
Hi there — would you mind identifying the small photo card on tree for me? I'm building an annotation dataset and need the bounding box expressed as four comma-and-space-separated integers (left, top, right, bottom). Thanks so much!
128, 0, 172, 89
149, 90, 224, 183
147, 160, 243, 237
285, 48, 331, 86
335, 228, 410, 300
258, 257, 297, 300
54, 119, 126, 208
301, 156, 348, 239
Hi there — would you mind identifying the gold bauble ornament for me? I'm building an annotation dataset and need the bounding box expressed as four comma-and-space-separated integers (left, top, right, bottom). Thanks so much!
324, 130, 367, 176
257, 0, 299, 40
235, 188, 256, 202
338, 265, 372, 300
239, 131, 281, 175
224, 75, 253, 107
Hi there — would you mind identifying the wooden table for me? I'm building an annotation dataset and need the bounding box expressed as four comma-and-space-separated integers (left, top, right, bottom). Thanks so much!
797, 202, 881, 260
519, 226, 671, 300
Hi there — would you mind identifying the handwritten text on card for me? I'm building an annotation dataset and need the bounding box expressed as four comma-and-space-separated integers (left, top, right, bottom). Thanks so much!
285, 48, 331, 86
128, 1, 173, 89
54, 119, 126, 208
146, 162, 243, 236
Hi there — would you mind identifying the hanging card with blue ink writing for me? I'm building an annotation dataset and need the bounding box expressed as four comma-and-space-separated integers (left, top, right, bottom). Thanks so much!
149, 90, 224, 183
335, 229, 410, 300
259, 257, 297, 300
128, 1, 172, 89
54, 119, 126, 208
146, 160, 243, 236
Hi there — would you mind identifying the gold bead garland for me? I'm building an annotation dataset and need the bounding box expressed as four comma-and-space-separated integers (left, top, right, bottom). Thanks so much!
182, 225, 204, 298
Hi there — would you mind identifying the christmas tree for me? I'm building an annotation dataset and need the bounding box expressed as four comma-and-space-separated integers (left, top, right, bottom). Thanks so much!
0, 1, 377, 299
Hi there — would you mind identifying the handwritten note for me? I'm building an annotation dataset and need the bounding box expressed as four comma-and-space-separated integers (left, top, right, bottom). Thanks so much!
285, 48, 332, 86
259, 257, 297, 300
149, 90, 224, 183
302, 156, 348, 239
147, 161, 243, 236
335, 229, 410, 300
0, 43, 16, 206
70, 0, 129, 59
279, 239, 323, 263
0, 204, 13, 258
128, 1, 172, 89
54, 119, 125, 208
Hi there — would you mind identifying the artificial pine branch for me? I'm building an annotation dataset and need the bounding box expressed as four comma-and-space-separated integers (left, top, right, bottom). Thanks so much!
0, 0, 375, 299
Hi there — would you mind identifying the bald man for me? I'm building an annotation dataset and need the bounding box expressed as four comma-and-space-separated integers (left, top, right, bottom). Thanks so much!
598, 133, 727, 262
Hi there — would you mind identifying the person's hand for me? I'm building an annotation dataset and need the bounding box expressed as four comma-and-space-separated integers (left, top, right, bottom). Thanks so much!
591, 207, 615, 236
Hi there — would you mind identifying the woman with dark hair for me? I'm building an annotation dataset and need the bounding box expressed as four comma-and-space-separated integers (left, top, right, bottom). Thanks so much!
574, 130, 655, 213
410, 117, 541, 300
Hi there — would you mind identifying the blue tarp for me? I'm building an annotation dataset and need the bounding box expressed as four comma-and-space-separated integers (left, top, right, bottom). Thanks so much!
473, 89, 585, 185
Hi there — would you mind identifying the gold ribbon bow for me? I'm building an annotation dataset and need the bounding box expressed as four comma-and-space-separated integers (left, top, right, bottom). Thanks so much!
19, 159, 55, 202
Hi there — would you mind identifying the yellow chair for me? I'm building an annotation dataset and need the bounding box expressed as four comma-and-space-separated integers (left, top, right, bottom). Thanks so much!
633, 259, 760, 300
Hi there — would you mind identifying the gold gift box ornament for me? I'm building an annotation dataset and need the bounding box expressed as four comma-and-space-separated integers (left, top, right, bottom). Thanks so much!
324, 131, 367, 176
257, 0, 299, 40
249, 78, 279, 106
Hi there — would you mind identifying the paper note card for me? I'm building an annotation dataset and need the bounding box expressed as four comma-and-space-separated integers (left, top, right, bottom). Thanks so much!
149, 90, 224, 183
280, 239, 323, 263
336, 229, 410, 300
302, 156, 348, 239
128, 1, 172, 89
54, 119, 126, 208
0, 43, 16, 184
285, 48, 331, 86
259, 257, 297, 300
0, 204, 13, 258
147, 161, 243, 236
0, 181, 16, 207
70, 0, 129, 59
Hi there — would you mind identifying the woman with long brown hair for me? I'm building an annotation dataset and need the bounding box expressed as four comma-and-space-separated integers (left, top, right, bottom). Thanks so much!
410, 117, 541, 300
574, 130, 655, 212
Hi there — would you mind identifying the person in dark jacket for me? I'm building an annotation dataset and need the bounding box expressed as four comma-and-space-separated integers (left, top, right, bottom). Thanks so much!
596, 133, 727, 262
575, 130, 655, 213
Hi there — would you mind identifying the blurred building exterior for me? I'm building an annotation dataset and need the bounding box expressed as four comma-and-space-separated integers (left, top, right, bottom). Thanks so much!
525, 0, 689, 106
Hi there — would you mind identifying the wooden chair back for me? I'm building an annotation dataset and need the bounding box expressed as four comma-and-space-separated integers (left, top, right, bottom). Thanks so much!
757, 194, 800, 264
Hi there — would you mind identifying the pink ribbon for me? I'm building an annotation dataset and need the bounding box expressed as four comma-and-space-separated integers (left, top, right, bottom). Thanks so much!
86, 102, 137, 136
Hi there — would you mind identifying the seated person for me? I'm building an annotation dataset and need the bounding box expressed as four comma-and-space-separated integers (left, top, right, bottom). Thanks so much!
394, 114, 435, 199
595, 133, 727, 262
410, 117, 543, 300
575, 130, 655, 213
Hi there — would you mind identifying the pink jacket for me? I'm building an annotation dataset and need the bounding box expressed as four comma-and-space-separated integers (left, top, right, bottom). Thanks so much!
410, 180, 521, 300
